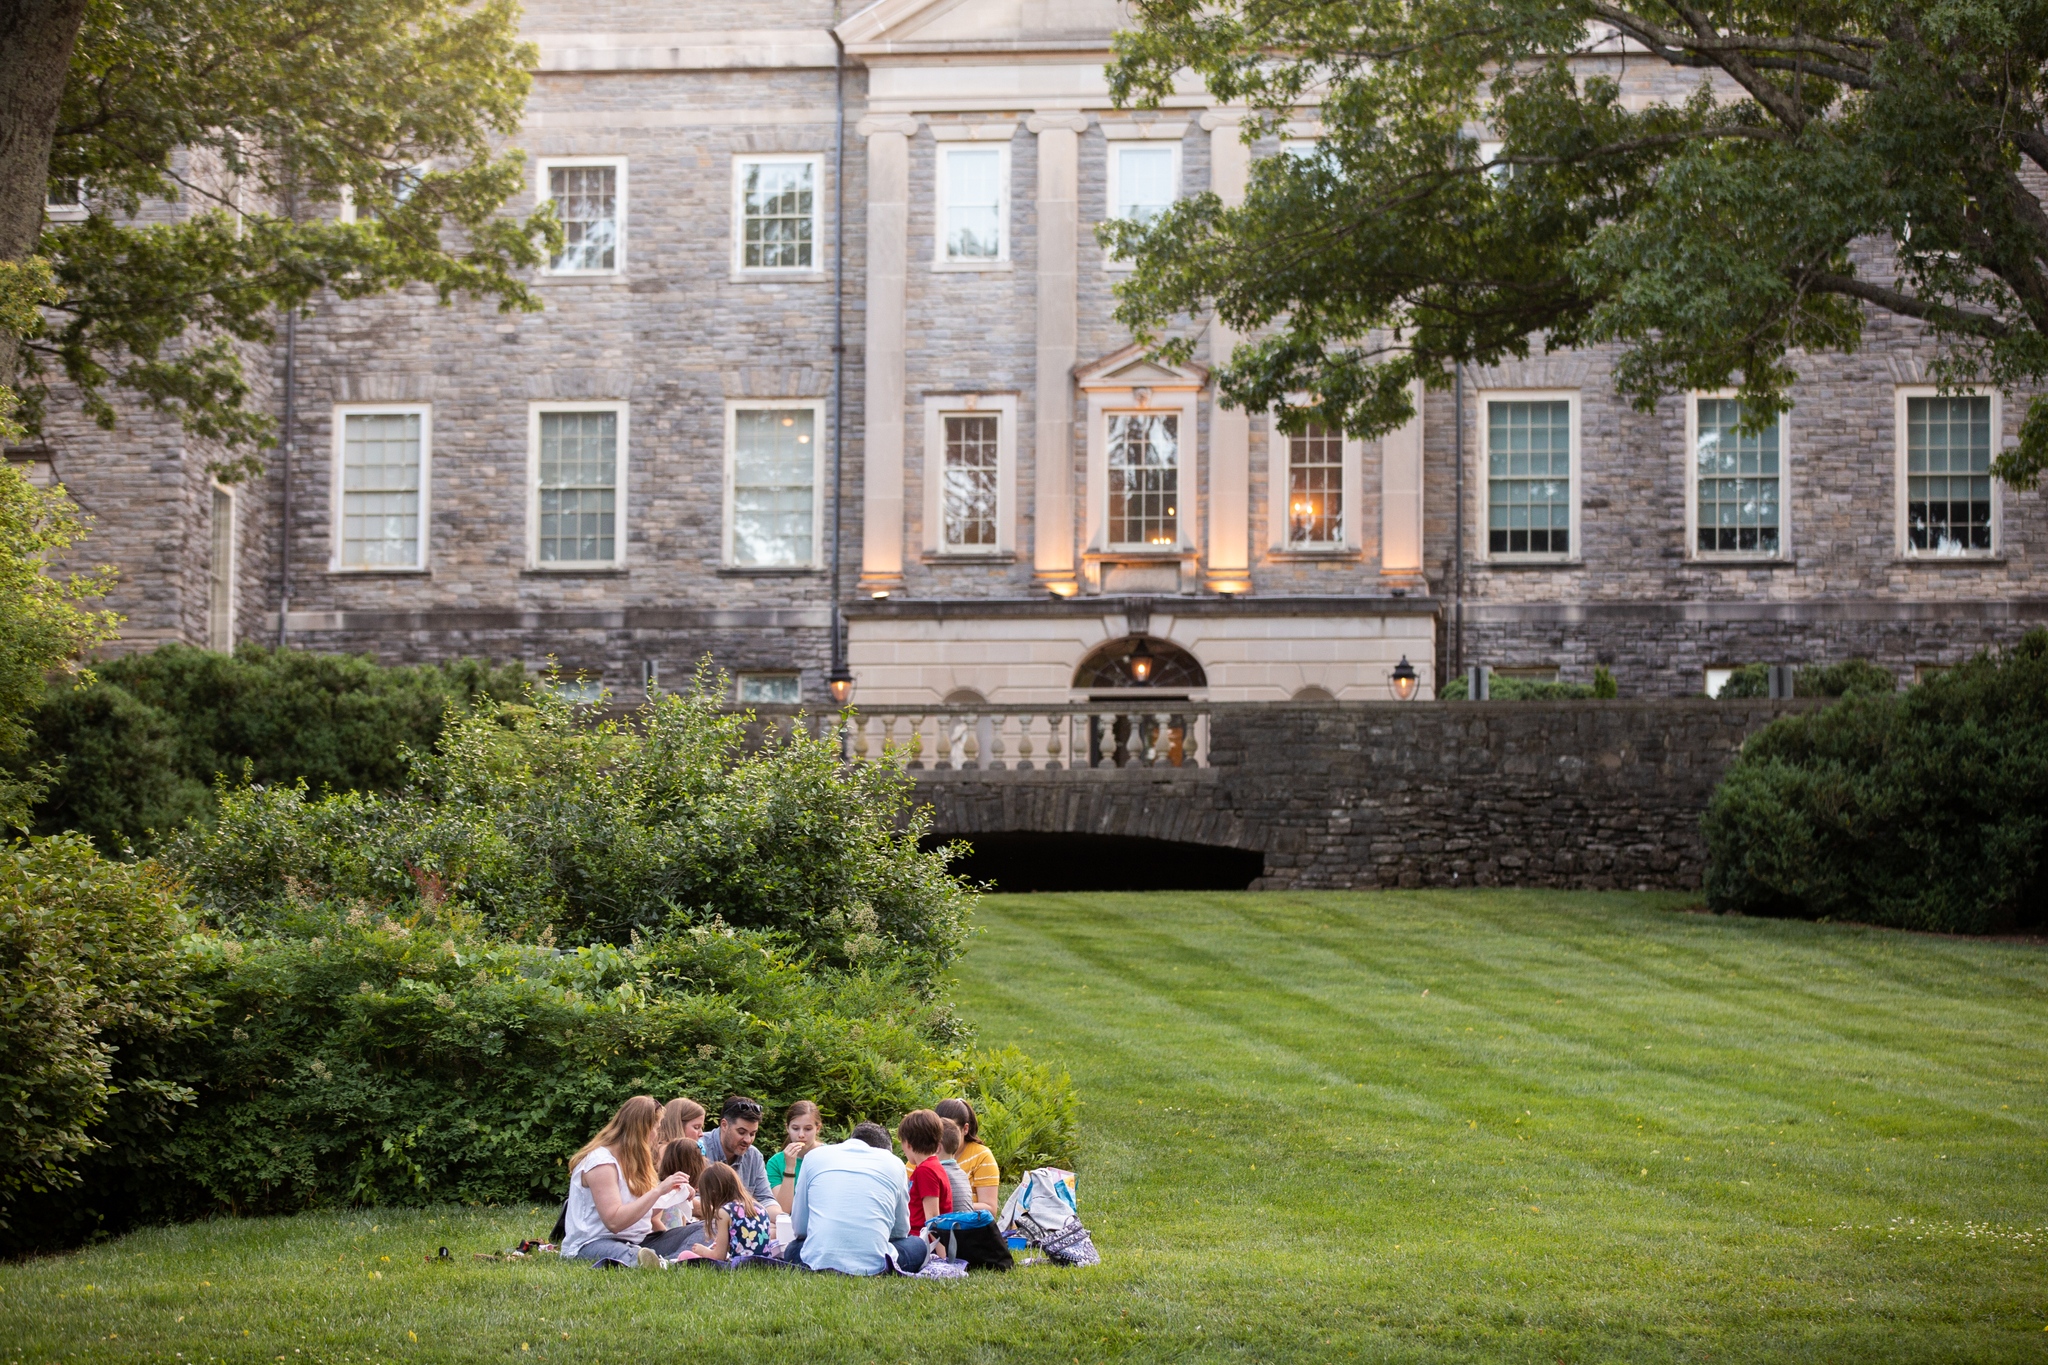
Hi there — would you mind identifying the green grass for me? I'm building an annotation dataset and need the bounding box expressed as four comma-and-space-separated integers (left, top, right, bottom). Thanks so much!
7, 890, 2048, 1363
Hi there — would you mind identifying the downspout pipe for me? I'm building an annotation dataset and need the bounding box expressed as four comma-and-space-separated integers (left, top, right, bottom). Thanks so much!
827, 17, 849, 694
276, 187, 298, 649
1452, 364, 1465, 683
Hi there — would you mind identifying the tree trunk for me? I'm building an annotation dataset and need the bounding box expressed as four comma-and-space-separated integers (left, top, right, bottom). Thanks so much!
0, 0, 86, 383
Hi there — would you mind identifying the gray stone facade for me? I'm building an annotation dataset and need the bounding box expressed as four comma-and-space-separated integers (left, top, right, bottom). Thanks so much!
13, 0, 2047, 707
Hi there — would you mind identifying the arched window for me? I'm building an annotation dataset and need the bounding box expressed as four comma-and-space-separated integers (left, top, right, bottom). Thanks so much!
1072, 635, 1207, 691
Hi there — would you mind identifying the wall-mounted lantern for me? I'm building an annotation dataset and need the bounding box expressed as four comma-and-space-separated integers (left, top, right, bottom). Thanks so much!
828, 668, 855, 707
1390, 655, 1419, 702
1127, 638, 1155, 686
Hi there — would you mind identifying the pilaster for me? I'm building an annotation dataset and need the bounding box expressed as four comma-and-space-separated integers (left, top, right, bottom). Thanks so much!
1200, 109, 1252, 594
858, 114, 920, 597
1027, 111, 1089, 596
1381, 378, 1426, 587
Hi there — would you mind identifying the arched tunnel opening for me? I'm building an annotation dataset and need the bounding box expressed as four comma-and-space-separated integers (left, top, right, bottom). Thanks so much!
922, 831, 1267, 893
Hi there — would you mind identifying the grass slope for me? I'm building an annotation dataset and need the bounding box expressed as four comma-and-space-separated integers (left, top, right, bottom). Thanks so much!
6, 890, 2046, 1363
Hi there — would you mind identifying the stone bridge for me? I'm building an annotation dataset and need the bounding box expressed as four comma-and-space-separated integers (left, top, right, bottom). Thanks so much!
822, 699, 1808, 890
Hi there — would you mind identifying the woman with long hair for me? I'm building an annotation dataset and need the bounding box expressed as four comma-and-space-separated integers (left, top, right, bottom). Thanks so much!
561, 1095, 695, 1267
655, 1097, 706, 1149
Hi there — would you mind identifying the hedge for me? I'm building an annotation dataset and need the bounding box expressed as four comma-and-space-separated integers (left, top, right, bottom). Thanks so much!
23, 645, 528, 854
1702, 631, 2048, 932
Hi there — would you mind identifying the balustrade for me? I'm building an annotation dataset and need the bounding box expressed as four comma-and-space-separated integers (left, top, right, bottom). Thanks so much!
815, 703, 1210, 771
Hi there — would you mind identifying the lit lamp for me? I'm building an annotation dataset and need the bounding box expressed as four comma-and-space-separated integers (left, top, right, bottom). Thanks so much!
827, 668, 855, 707
1390, 656, 1419, 702
1127, 638, 1155, 686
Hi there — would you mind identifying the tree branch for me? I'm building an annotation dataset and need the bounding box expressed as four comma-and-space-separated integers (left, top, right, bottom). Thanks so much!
1804, 271, 2013, 338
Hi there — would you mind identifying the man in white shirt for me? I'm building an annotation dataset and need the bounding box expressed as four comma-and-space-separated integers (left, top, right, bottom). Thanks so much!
780, 1121, 928, 1274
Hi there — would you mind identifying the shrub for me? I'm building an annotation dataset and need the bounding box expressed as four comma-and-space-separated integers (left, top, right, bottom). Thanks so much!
110, 914, 970, 1223
957, 1046, 1081, 1176
172, 674, 972, 985
1715, 659, 1898, 699
1703, 631, 2048, 932
1440, 672, 1607, 700
0, 834, 199, 1233
24, 645, 528, 853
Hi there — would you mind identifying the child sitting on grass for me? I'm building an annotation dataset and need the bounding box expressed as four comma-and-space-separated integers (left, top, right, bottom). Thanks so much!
935, 1098, 999, 1212
898, 1109, 953, 1236
655, 1139, 706, 1231
936, 1118, 975, 1215
684, 1161, 776, 1262
765, 1100, 822, 1214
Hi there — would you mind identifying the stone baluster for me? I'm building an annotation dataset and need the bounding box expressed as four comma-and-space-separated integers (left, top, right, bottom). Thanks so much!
988, 713, 1007, 770
1043, 713, 1063, 771
1014, 713, 1034, 770
1181, 711, 1202, 769
907, 714, 926, 770
850, 715, 870, 761
961, 713, 980, 770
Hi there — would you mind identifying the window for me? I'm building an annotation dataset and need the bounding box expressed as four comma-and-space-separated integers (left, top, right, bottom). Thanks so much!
737, 673, 801, 704
727, 403, 822, 567
735, 157, 820, 273
207, 486, 235, 651
1903, 393, 1994, 555
1285, 423, 1345, 547
1108, 143, 1179, 227
1107, 413, 1180, 546
937, 145, 1008, 264
942, 414, 1000, 548
537, 159, 624, 274
46, 178, 86, 221
529, 403, 627, 567
1484, 397, 1574, 557
1692, 397, 1782, 556
333, 406, 428, 570
547, 676, 605, 704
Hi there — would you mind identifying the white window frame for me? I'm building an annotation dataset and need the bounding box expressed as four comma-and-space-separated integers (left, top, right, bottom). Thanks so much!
932, 142, 1012, 269
527, 400, 630, 570
1104, 140, 1182, 271
922, 393, 1018, 555
45, 178, 87, 223
723, 398, 827, 570
1477, 389, 1580, 563
731, 154, 825, 279
736, 673, 803, 704
1895, 385, 2001, 559
207, 483, 236, 651
535, 156, 627, 277
1686, 391, 1791, 562
1267, 402, 1364, 554
329, 403, 431, 573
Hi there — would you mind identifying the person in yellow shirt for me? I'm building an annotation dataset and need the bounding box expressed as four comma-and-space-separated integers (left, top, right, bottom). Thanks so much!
935, 1098, 999, 1213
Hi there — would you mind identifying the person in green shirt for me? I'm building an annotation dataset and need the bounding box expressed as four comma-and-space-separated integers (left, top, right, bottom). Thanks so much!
766, 1100, 823, 1214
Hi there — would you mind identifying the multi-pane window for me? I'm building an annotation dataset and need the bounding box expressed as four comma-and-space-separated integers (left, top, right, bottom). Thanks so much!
1695, 398, 1781, 555
1286, 424, 1345, 547
338, 412, 423, 567
737, 674, 801, 704
940, 147, 1005, 261
731, 408, 817, 566
1110, 145, 1177, 226
942, 414, 1000, 548
1906, 395, 1993, 554
739, 160, 816, 270
207, 487, 234, 651
1486, 399, 1572, 555
546, 164, 619, 273
1107, 413, 1179, 546
536, 411, 619, 564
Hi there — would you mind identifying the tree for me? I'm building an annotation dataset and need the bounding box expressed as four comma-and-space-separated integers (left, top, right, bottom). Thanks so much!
0, 0, 558, 455
0, 461, 116, 830
1105, 0, 2048, 484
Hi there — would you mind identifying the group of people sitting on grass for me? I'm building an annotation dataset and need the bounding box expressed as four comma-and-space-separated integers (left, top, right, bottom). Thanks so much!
562, 1093, 1001, 1274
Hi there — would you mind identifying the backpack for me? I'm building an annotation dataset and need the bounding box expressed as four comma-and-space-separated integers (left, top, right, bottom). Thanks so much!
997, 1168, 1100, 1266
926, 1210, 1014, 1272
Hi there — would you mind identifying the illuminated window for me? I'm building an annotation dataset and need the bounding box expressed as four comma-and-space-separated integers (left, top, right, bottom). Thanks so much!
1107, 413, 1179, 546
1285, 423, 1345, 547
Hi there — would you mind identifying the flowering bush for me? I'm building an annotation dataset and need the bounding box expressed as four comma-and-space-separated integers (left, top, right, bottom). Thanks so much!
173, 672, 972, 986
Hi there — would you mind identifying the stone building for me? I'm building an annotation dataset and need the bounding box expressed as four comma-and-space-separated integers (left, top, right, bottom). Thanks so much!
18, 0, 2047, 706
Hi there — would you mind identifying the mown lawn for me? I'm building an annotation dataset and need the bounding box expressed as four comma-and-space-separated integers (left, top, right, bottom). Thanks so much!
6, 890, 2047, 1364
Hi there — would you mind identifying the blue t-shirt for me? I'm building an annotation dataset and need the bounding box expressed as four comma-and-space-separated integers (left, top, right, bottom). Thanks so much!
789, 1139, 910, 1275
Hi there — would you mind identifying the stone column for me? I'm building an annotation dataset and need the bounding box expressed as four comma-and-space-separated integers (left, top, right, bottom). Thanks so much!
1026, 111, 1088, 595
1200, 110, 1251, 593
1380, 378, 1426, 587
857, 115, 919, 597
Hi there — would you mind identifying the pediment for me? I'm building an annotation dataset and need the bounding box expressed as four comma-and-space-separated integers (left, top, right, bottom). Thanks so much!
1074, 343, 1208, 391
838, 0, 1128, 51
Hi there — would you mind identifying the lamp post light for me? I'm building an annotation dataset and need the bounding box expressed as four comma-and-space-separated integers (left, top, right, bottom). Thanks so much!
1127, 638, 1155, 686
1390, 655, 1420, 702
827, 668, 854, 708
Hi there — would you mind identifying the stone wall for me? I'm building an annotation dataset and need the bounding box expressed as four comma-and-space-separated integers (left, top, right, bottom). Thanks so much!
911, 698, 1810, 890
